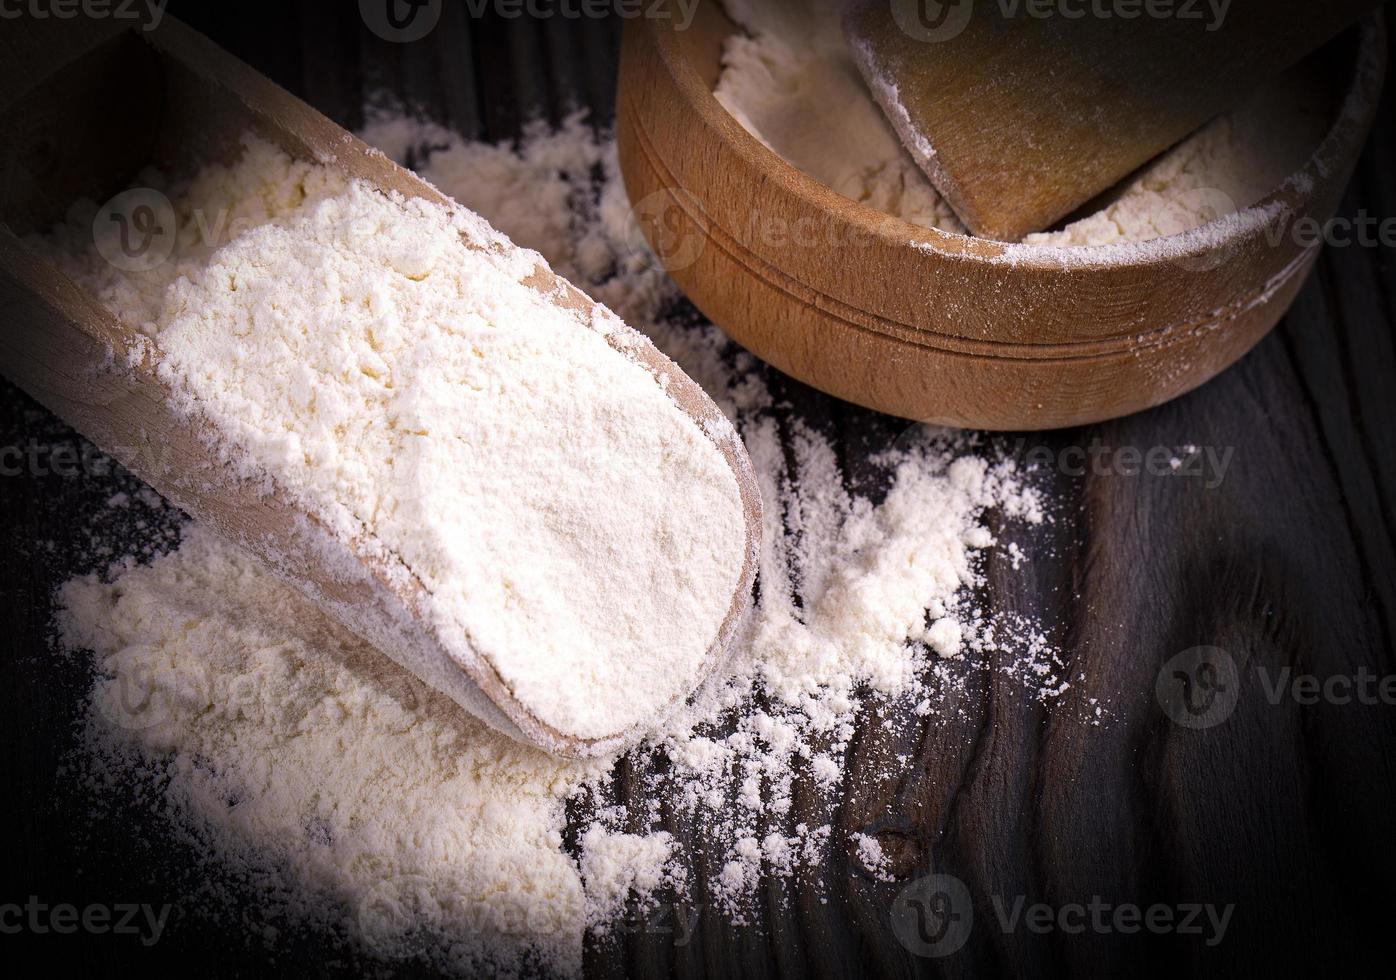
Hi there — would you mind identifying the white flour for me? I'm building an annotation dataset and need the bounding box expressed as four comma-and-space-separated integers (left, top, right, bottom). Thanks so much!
39, 136, 749, 745
716, 0, 1331, 244
714, 0, 964, 233
59, 526, 607, 976
55, 114, 1082, 975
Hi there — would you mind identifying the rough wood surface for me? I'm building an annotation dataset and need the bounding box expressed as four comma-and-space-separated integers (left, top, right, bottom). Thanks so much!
1, 3, 1392, 977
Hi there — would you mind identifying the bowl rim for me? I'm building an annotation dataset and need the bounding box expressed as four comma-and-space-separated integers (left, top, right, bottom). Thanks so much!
660, 6, 1387, 274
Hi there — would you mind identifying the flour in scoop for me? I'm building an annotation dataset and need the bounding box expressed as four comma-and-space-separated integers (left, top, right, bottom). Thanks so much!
716, 0, 1332, 245
38, 135, 749, 744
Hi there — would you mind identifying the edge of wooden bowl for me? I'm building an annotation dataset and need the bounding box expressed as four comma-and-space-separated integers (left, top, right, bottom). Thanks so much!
616, 2, 1386, 428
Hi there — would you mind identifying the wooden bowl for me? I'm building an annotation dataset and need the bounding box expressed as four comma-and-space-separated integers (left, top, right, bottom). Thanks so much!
616, 3, 1385, 429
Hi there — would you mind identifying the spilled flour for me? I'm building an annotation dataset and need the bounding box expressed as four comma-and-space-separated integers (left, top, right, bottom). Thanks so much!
60, 525, 610, 974
53, 113, 1079, 976
715, 0, 1332, 245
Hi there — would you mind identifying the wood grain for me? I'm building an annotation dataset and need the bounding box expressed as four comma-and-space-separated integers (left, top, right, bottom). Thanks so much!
0, 2, 1392, 977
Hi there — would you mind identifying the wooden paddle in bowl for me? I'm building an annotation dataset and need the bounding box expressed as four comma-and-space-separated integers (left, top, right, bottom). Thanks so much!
0, 16, 763, 760
843, 0, 1383, 241
616, 1, 1383, 427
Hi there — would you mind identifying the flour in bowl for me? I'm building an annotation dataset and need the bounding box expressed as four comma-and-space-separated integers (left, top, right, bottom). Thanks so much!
38, 135, 750, 745
715, 0, 1332, 244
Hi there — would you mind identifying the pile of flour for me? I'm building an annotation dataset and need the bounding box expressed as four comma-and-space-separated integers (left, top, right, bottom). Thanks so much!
715, 0, 1332, 245
59, 525, 614, 975
38, 135, 748, 745
54, 114, 1080, 976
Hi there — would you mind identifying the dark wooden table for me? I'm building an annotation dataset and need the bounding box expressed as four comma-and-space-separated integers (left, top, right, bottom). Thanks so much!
2, 3, 1394, 977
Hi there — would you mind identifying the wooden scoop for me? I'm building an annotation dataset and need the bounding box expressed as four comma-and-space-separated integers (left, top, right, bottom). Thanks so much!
0, 16, 762, 760
843, 0, 1382, 241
